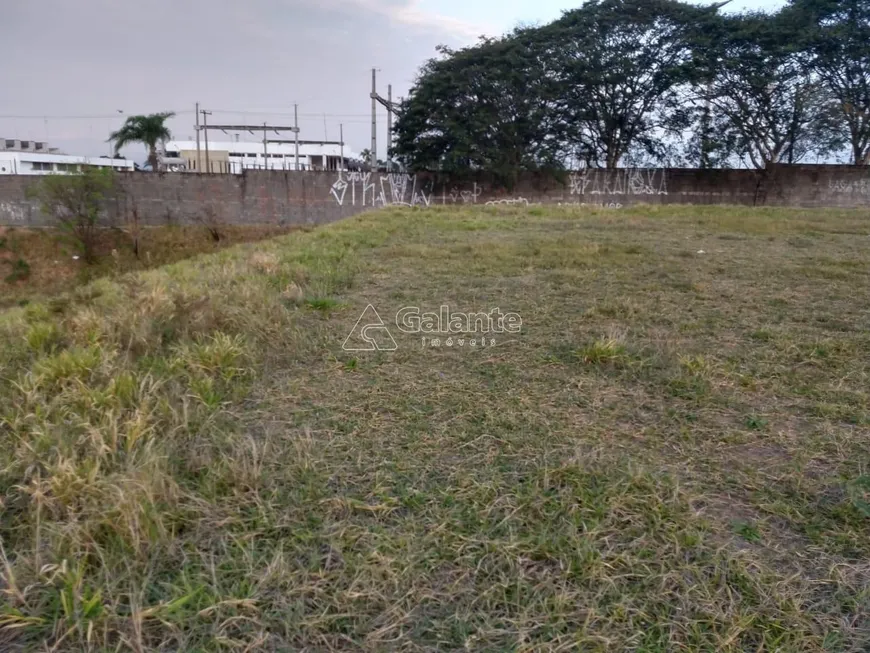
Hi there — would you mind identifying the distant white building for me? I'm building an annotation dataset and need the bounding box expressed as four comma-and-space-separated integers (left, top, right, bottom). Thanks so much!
0, 138, 134, 175
165, 139, 360, 174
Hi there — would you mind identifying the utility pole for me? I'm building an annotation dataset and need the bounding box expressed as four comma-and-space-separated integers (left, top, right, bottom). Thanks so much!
340, 123, 344, 171
263, 122, 268, 170
371, 68, 378, 169
195, 101, 201, 173
108, 109, 123, 175
387, 84, 392, 169
294, 104, 300, 171
370, 71, 401, 171
200, 108, 212, 173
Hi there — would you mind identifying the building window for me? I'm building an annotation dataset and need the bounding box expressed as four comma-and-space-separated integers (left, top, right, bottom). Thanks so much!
32, 162, 54, 171
20, 141, 30, 149
56, 163, 80, 172
4, 140, 14, 149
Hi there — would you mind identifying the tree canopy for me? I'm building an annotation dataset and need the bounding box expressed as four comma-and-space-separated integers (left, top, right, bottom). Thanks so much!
393, 0, 870, 172
539, 0, 714, 168
391, 39, 562, 183
788, 0, 870, 163
701, 11, 842, 167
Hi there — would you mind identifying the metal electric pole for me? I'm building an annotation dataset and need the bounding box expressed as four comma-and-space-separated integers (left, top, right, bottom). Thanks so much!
294, 104, 300, 171
370, 71, 402, 171
263, 122, 268, 170
195, 102, 201, 173
340, 123, 345, 171
200, 108, 212, 173
370, 68, 378, 169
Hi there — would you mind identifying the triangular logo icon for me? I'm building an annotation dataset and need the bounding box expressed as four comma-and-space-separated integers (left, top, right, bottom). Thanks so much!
343, 304, 398, 351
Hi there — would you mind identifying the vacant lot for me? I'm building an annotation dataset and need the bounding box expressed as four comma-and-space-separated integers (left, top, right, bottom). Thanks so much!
1, 205, 868, 651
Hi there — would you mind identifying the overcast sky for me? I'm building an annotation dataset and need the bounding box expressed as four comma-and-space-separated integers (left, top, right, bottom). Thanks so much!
2, 0, 784, 162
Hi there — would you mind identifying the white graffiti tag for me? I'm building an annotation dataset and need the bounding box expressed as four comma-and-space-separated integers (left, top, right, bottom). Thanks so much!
569, 168, 667, 196
485, 198, 529, 206
0, 202, 26, 223
378, 174, 433, 207
330, 172, 431, 207
329, 177, 349, 205
441, 183, 482, 205
829, 179, 870, 195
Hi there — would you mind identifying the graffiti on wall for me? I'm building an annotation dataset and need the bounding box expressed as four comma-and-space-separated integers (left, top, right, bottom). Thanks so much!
558, 201, 623, 209
0, 202, 26, 223
585, 202, 623, 209
485, 197, 529, 206
330, 172, 434, 208
328, 169, 668, 208
441, 184, 482, 205
828, 179, 870, 195
331, 173, 496, 208
569, 168, 668, 196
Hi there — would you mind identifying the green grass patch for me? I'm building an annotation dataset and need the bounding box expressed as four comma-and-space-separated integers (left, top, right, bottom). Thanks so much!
304, 296, 343, 312
0, 204, 868, 650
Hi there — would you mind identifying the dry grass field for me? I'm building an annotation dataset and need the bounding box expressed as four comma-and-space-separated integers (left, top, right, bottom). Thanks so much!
0, 224, 300, 309
0, 204, 868, 651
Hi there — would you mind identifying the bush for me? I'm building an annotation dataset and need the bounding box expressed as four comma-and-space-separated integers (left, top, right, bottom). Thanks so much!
30, 168, 117, 264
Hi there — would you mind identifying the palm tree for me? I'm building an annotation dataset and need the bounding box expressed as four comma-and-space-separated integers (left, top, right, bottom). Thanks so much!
108, 112, 175, 172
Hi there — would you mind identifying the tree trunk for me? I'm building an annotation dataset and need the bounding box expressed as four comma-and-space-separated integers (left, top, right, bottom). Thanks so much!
148, 145, 159, 173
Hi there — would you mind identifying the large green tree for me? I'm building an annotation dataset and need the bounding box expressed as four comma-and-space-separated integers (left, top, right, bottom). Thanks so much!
393, 38, 563, 183
394, 0, 857, 173
109, 112, 175, 172
540, 0, 716, 169
394, 0, 722, 174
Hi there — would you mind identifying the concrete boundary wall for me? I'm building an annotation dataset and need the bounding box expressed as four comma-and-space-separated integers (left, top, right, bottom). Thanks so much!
1, 164, 869, 228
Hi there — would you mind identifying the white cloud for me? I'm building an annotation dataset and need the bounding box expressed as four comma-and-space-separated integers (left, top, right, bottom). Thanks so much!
320, 0, 491, 41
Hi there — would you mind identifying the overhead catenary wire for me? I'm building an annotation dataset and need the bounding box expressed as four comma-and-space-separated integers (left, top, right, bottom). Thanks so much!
202, 109, 377, 118
0, 110, 377, 122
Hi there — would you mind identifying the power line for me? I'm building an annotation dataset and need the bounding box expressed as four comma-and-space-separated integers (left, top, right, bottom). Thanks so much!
0, 110, 196, 120
0, 110, 380, 121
